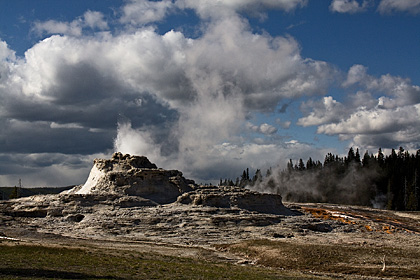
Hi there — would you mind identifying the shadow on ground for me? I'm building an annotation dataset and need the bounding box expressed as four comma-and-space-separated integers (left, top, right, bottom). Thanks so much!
0, 268, 121, 279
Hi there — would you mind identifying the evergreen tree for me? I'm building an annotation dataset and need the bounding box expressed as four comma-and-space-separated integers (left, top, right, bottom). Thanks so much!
225, 146, 420, 210
298, 159, 305, 171
252, 169, 263, 185
239, 169, 249, 187
346, 147, 355, 164
362, 150, 370, 167
355, 148, 361, 164
306, 157, 314, 170
377, 148, 384, 167
9, 186, 19, 199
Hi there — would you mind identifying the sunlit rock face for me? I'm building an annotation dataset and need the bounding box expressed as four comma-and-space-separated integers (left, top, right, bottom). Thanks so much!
68, 152, 195, 204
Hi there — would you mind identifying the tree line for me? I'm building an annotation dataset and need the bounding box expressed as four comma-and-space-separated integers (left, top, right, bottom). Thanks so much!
220, 147, 420, 211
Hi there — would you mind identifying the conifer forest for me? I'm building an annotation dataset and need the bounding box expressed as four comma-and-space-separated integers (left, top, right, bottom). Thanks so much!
222, 147, 420, 211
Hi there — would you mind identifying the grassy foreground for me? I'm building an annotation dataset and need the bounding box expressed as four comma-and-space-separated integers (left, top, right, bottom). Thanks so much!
0, 244, 323, 280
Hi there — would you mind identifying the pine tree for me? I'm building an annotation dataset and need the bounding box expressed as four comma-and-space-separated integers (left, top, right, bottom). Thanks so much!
287, 159, 294, 173
298, 159, 305, 171
378, 148, 384, 167
9, 186, 19, 199
346, 147, 355, 164
252, 169, 263, 185
306, 157, 314, 170
355, 148, 361, 164
362, 150, 370, 167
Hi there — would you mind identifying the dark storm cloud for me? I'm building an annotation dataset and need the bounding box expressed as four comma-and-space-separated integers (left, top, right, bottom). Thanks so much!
0, 119, 113, 154
49, 62, 121, 106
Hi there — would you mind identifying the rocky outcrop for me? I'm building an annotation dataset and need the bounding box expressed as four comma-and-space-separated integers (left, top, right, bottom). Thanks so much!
63, 153, 291, 213
66, 152, 195, 204
177, 185, 292, 215
0, 153, 299, 245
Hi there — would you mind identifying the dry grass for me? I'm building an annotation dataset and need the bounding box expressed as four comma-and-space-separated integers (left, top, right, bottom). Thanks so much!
0, 243, 330, 280
217, 239, 420, 279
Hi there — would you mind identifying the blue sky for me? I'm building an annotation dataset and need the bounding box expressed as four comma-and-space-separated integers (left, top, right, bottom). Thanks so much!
0, 0, 419, 187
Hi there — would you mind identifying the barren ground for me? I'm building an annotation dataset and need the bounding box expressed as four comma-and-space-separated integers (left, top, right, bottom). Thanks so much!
1, 197, 419, 279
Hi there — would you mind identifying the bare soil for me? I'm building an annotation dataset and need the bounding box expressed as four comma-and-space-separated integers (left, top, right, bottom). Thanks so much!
1, 199, 419, 279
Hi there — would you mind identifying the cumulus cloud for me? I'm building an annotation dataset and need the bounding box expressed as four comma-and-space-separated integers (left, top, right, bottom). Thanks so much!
32, 20, 83, 37
120, 0, 175, 25
0, 41, 16, 87
0, 40, 16, 61
247, 122, 278, 135
330, 0, 371, 14
32, 10, 108, 36
378, 0, 420, 15
176, 0, 308, 19
320, 105, 420, 150
297, 96, 346, 126
83, 10, 109, 30
2, 7, 337, 184
2, 0, 418, 187
343, 64, 420, 109
298, 64, 420, 151
318, 105, 420, 135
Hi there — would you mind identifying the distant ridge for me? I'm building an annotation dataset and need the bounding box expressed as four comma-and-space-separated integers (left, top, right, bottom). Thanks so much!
0, 186, 75, 200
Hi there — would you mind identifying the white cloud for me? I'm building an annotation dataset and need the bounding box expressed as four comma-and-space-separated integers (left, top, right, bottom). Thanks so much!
298, 64, 420, 152
378, 0, 420, 15
32, 11, 108, 37
120, 0, 175, 25
319, 104, 420, 150
247, 122, 278, 135
176, 0, 308, 19
0, 41, 16, 87
0, 8, 338, 183
50, 122, 84, 129
259, 123, 278, 135
297, 96, 345, 126
184, 16, 336, 111
0, 40, 16, 61
342, 64, 369, 87
318, 105, 420, 135
10, 1, 417, 186
83, 10, 109, 30
343, 64, 420, 109
329, 0, 371, 14
33, 20, 83, 37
